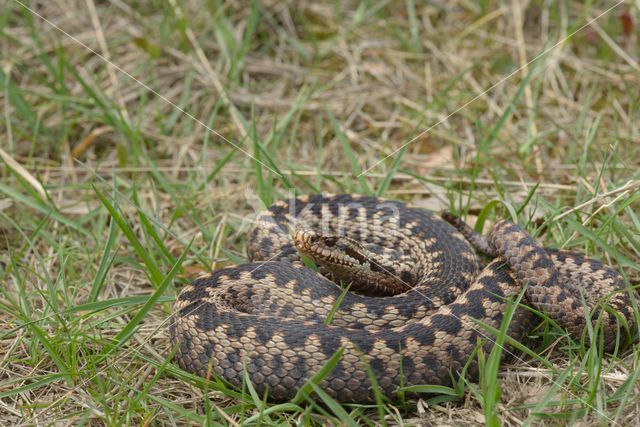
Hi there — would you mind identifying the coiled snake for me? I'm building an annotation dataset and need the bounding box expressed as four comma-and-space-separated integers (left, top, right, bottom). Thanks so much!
170, 194, 635, 403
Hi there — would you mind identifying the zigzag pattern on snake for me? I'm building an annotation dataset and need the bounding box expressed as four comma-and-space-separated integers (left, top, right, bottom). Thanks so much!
169, 194, 635, 403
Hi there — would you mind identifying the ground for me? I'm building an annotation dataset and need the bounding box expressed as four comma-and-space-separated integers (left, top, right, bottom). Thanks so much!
1, 1, 639, 425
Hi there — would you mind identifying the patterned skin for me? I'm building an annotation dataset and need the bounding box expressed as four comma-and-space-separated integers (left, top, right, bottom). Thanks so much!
170, 195, 635, 403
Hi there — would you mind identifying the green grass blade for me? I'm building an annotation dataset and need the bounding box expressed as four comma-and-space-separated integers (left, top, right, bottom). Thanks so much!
0, 373, 67, 399
328, 111, 372, 195
93, 185, 164, 286
309, 382, 358, 426
521, 366, 574, 427
293, 346, 345, 404
67, 296, 175, 315
472, 199, 502, 233
96, 239, 191, 362
399, 384, 459, 395
135, 198, 176, 268
376, 144, 409, 197
325, 283, 351, 325
359, 352, 387, 424
88, 216, 118, 303
199, 148, 236, 191
25, 322, 72, 384
564, 217, 637, 268
0, 182, 90, 237
242, 403, 305, 424
479, 288, 526, 427
479, 46, 543, 154
147, 395, 206, 424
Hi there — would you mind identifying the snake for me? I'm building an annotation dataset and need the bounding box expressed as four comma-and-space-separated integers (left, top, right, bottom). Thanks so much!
169, 194, 635, 403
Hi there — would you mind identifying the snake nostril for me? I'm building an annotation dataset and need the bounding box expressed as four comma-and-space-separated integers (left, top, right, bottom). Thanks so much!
294, 230, 312, 242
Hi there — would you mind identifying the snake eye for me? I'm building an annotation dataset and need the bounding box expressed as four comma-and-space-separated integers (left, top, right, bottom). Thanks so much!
323, 237, 337, 247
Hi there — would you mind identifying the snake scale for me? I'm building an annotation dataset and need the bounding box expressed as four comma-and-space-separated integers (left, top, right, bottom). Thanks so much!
170, 194, 635, 403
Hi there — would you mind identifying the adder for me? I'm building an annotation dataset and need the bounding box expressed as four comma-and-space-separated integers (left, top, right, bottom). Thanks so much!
169, 194, 635, 403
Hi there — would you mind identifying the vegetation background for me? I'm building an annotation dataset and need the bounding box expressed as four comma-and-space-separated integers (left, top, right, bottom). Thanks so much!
1, 0, 639, 425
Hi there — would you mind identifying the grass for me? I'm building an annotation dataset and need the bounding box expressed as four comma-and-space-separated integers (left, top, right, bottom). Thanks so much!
1, 0, 639, 425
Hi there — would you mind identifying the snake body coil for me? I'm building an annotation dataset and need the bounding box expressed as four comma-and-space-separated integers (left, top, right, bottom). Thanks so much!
170, 194, 635, 403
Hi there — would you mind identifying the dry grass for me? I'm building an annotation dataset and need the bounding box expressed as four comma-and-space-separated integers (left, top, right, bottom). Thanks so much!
1, 0, 639, 425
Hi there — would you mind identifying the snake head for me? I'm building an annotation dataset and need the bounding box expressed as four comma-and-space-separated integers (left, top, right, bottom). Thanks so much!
293, 229, 364, 266
293, 229, 413, 296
